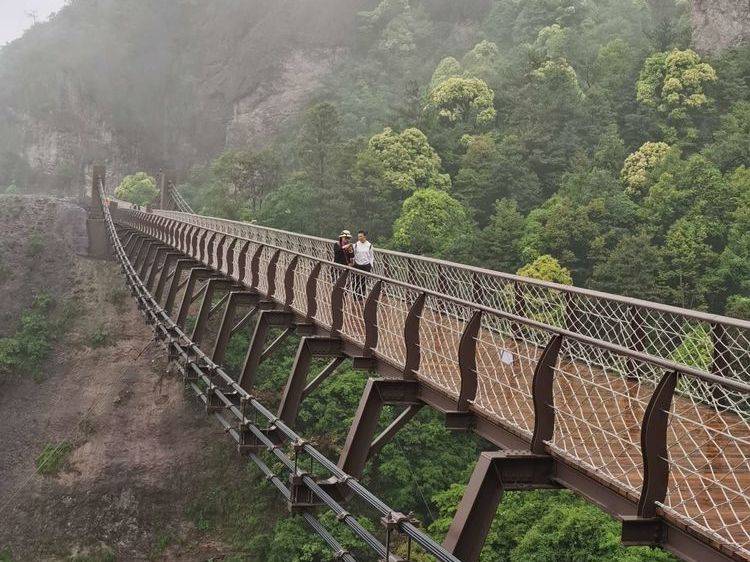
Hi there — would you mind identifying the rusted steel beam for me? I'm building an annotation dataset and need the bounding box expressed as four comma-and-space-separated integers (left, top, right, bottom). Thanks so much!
443, 451, 557, 562
530, 334, 563, 455
191, 278, 234, 347
331, 268, 350, 335
403, 292, 427, 379
301, 356, 347, 400
457, 310, 482, 412
250, 244, 264, 289
154, 254, 181, 303
260, 327, 294, 363
278, 337, 344, 428
334, 379, 420, 481
175, 267, 214, 329
145, 247, 173, 290
163, 259, 198, 314
364, 280, 382, 355
367, 404, 423, 460
637, 370, 678, 519
306, 262, 322, 321
267, 248, 281, 298
237, 309, 295, 392
211, 291, 259, 365
284, 255, 299, 308
233, 240, 251, 284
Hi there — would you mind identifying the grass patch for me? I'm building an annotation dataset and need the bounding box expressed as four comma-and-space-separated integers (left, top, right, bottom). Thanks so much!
150, 532, 175, 559
0, 547, 12, 562
88, 324, 110, 348
26, 232, 45, 257
106, 286, 129, 311
0, 293, 55, 379
35, 441, 73, 476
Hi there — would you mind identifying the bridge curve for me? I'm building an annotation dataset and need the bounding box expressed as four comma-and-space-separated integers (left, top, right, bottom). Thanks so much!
94, 169, 750, 562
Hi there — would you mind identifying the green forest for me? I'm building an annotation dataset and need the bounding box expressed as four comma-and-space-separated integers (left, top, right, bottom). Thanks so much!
175, 0, 749, 320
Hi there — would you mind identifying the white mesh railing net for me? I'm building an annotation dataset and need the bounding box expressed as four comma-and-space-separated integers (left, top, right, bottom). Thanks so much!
123, 209, 750, 558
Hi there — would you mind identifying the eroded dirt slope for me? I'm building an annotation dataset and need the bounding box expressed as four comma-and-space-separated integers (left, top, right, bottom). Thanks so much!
0, 197, 242, 560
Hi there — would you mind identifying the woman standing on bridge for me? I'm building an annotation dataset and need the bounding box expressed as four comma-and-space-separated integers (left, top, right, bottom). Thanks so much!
333, 230, 353, 266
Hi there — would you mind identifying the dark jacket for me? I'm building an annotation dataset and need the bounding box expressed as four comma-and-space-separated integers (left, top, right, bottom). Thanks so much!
333, 240, 351, 265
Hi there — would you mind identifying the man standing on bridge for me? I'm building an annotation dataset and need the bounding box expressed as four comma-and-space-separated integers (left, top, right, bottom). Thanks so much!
352, 230, 374, 298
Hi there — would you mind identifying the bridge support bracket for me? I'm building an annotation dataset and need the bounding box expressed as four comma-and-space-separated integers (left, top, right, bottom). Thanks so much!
621, 516, 663, 546
443, 451, 560, 562
444, 411, 475, 431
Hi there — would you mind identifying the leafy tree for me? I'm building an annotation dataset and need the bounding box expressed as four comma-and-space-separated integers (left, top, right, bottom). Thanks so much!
703, 101, 750, 172
257, 175, 321, 235
360, 127, 450, 192
297, 102, 341, 191
462, 40, 502, 86
620, 141, 672, 197
114, 172, 158, 206
430, 57, 463, 90
663, 217, 720, 310
427, 77, 497, 127
454, 134, 541, 223
391, 188, 473, 256
592, 125, 627, 174
718, 167, 750, 302
211, 149, 281, 212
636, 49, 717, 142
590, 232, 669, 302
726, 295, 750, 320
518, 255, 573, 285
480, 198, 526, 273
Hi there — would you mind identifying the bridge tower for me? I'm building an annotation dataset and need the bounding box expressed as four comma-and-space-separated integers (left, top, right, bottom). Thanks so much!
86, 164, 111, 259
158, 170, 178, 210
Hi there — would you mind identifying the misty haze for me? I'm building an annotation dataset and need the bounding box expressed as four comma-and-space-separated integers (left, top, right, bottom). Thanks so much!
0, 1, 749, 562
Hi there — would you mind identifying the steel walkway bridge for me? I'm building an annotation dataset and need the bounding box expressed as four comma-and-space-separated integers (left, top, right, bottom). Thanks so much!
86, 167, 750, 562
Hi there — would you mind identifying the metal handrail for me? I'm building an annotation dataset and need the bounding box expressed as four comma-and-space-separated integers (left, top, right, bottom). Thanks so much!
152, 209, 750, 331
123, 207, 750, 394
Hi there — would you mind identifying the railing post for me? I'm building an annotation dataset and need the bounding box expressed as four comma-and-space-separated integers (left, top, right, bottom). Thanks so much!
330, 268, 349, 335
530, 335, 563, 454
512, 281, 526, 339
627, 306, 645, 381
250, 244, 264, 290
284, 256, 300, 308
457, 310, 482, 411
711, 322, 729, 378
404, 292, 427, 379
267, 248, 281, 298
637, 370, 678, 518
364, 280, 383, 355
306, 262, 322, 321
234, 240, 251, 284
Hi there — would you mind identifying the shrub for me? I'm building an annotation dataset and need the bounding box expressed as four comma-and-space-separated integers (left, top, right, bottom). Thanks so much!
0, 293, 54, 378
114, 172, 158, 206
36, 441, 73, 475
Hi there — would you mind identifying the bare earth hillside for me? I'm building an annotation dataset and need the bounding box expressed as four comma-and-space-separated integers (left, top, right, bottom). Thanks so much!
0, 197, 251, 560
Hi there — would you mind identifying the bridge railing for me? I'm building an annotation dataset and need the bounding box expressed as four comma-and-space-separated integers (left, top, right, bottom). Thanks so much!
115, 206, 750, 560
151, 209, 750, 392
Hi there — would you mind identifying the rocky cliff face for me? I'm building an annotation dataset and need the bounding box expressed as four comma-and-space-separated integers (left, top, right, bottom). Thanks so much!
692, 0, 750, 53
0, 0, 373, 195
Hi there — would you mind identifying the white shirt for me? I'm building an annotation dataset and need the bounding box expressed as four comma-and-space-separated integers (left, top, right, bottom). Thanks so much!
353, 240, 375, 266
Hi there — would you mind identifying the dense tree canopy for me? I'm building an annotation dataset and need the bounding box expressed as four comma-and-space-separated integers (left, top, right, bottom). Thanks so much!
114, 172, 158, 206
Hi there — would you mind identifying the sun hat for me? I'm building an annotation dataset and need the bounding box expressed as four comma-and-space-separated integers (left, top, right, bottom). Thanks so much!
340, 229, 352, 238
